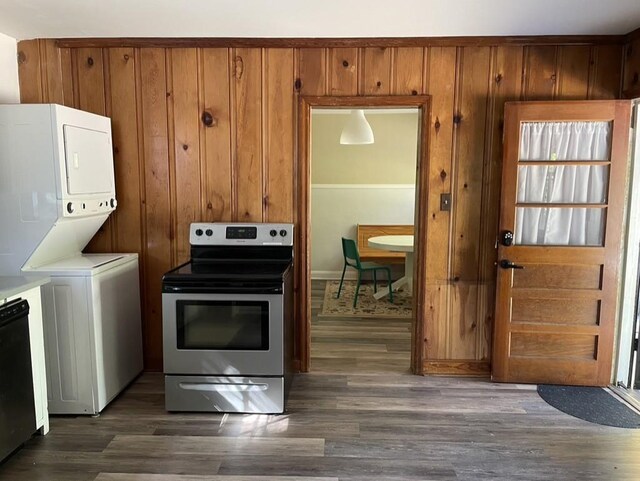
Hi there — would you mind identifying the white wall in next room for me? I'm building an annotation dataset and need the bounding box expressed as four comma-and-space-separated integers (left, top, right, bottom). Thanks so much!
311, 184, 416, 279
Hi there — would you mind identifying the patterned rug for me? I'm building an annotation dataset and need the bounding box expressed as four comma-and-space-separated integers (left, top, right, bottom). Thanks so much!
320, 280, 412, 318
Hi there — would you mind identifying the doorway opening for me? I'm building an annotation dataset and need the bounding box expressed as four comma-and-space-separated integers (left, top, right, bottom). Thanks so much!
296, 96, 431, 375
310, 107, 419, 374
614, 99, 640, 408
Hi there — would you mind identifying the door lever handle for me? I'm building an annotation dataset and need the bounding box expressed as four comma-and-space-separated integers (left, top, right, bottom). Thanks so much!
499, 259, 525, 270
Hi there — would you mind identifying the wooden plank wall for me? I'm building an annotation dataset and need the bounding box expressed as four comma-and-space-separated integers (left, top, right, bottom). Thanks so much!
17, 39, 623, 372
623, 33, 640, 97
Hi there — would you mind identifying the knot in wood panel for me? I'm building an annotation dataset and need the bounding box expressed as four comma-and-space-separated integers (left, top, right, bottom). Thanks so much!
17, 51, 26, 65
234, 56, 244, 79
550, 73, 557, 83
294, 78, 302, 91
201, 110, 216, 127
495, 73, 503, 84
87, 56, 94, 67
342, 60, 349, 68
123, 54, 130, 62
182, 144, 188, 151
440, 169, 447, 180
453, 113, 463, 125
376, 80, 382, 87
411, 90, 418, 95
434, 117, 441, 131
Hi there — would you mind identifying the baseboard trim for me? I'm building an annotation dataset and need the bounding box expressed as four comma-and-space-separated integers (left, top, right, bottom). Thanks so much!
423, 360, 491, 377
311, 270, 357, 280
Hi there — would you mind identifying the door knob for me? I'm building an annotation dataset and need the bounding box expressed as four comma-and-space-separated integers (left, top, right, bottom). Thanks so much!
499, 259, 524, 270
500, 230, 514, 246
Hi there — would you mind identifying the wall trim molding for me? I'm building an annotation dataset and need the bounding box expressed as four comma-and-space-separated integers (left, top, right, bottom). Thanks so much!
626, 26, 640, 42
312, 183, 416, 189
311, 270, 355, 280
54, 35, 626, 49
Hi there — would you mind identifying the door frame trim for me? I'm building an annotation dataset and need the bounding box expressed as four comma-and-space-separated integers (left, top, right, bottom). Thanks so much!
615, 100, 640, 387
296, 95, 431, 374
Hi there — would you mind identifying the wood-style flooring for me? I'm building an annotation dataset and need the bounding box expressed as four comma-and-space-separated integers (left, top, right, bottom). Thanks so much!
1, 281, 639, 480
310, 280, 412, 374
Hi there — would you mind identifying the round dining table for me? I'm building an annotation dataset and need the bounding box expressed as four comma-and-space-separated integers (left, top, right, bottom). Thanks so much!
367, 235, 414, 299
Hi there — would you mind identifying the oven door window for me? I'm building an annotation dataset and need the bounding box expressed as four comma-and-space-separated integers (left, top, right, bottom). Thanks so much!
176, 300, 269, 350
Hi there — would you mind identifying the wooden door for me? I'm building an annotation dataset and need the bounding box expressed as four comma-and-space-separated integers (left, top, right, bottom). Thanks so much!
492, 100, 631, 386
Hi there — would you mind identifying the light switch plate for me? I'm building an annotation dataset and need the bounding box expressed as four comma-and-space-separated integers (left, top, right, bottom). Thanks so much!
440, 193, 452, 211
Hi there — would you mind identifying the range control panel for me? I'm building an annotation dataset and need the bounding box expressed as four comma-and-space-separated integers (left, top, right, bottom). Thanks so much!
190, 223, 294, 246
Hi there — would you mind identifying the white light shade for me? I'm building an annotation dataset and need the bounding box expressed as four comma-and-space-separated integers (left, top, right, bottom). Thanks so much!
340, 109, 374, 145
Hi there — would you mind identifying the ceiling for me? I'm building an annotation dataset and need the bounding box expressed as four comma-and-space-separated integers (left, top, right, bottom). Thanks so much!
1, 0, 640, 40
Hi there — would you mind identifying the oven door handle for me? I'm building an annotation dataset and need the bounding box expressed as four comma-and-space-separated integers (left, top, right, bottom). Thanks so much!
179, 382, 269, 392
163, 285, 283, 295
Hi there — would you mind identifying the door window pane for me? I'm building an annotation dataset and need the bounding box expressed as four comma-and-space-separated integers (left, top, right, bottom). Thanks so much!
515, 207, 605, 246
517, 165, 609, 204
519, 121, 611, 161
177, 301, 269, 350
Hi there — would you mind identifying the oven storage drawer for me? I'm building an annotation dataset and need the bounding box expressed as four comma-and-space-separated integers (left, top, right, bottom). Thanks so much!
165, 375, 284, 414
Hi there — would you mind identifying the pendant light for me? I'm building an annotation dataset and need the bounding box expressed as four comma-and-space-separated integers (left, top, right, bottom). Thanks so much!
340, 109, 374, 145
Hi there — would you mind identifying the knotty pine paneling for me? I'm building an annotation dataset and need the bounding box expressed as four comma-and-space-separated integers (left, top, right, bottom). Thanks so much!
17, 40, 44, 103
297, 48, 326, 95
392, 47, 425, 95
201, 48, 233, 222
233, 48, 264, 222
73, 47, 115, 253
423, 46, 456, 360
556, 46, 591, 99
108, 48, 143, 255
138, 48, 172, 370
623, 37, 640, 97
361, 47, 392, 95
477, 46, 524, 360
264, 49, 295, 223
523, 46, 558, 100
169, 48, 202, 265
450, 46, 491, 359
17, 39, 624, 372
329, 48, 358, 95
590, 45, 623, 100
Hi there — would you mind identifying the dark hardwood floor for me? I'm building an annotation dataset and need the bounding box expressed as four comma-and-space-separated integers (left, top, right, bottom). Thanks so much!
1, 281, 639, 480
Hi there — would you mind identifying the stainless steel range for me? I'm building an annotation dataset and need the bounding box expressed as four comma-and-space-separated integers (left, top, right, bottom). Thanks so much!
162, 222, 294, 414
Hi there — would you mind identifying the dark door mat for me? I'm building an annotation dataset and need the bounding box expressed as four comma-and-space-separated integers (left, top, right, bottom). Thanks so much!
537, 384, 640, 428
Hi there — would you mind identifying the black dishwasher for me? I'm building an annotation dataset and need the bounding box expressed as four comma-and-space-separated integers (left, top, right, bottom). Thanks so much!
0, 299, 36, 463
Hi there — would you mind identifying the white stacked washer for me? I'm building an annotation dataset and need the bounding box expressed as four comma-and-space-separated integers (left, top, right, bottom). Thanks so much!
0, 104, 143, 415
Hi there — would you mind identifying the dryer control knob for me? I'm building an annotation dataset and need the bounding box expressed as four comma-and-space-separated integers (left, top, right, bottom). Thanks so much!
270, 229, 277, 237
280, 229, 287, 237
67, 202, 74, 214
110, 198, 117, 209
205, 229, 213, 236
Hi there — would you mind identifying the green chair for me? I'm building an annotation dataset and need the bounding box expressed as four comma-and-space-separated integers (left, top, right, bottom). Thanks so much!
337, 237, 394, 307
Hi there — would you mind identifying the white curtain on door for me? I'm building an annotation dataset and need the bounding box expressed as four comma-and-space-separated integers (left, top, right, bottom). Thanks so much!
515, 121, 611, 246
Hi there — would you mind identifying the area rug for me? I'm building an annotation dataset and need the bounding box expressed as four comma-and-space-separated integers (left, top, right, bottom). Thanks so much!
319, 280, 412, 318
537, 384, 640, 428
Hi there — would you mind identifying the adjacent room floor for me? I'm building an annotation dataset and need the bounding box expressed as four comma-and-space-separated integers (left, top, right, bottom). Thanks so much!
311, 279, 412, 374
1, 281, 639, 480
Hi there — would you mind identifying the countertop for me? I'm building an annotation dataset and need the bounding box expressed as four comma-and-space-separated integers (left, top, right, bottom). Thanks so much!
0, 275, 51, 300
